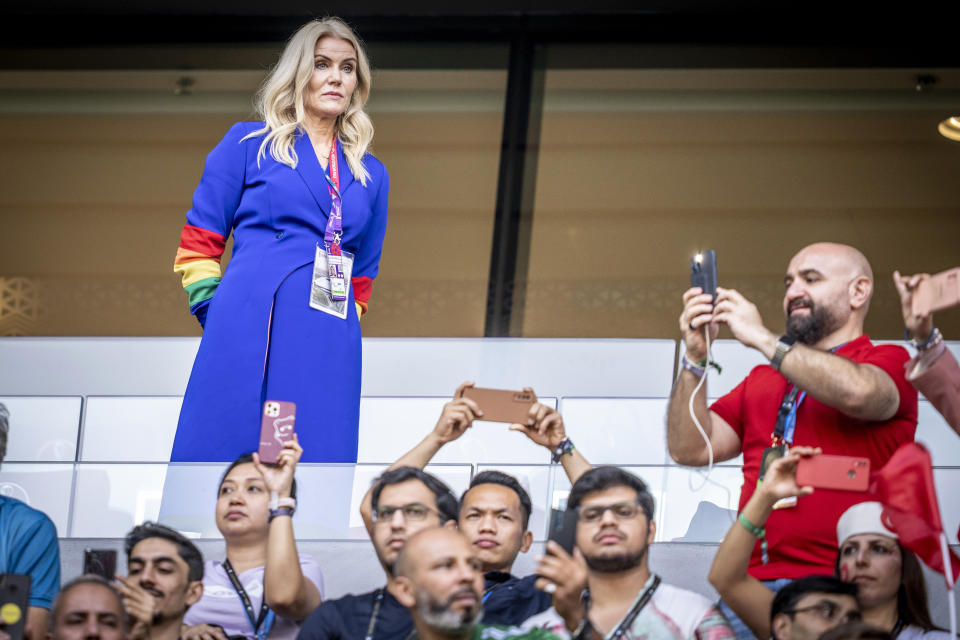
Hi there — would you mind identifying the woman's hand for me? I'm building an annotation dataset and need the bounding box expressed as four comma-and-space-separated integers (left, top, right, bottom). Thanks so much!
893, 271, 934, 342
758, 446, 820, 502
253, 435, 302, 498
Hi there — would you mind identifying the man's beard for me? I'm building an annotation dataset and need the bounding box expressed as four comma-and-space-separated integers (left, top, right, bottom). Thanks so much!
785, 298, 842, 346
583, 546, 647, 573
416, 587, 483, 636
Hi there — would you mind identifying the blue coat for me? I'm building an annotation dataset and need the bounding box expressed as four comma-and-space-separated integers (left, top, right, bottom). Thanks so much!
171, 122, 389, 463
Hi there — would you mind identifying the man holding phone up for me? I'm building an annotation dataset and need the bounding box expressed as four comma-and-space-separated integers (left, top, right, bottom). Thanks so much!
666, 242, 917, 636
365, 382, 592, 627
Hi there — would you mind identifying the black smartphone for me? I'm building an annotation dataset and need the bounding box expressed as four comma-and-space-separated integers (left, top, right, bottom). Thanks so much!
690, 249, 718, 303
0, 574, 31, 640
83, 549, 117, 579
546, 506, 578, 556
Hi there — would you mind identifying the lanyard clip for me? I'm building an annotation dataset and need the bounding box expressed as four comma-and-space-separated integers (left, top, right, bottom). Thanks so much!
333, 231, 342, 245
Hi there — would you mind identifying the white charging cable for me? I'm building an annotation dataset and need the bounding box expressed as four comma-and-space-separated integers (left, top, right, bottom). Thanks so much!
685, 325, 736, 517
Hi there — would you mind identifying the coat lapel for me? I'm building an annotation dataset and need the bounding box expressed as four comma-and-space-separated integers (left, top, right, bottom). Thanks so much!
293, 130, 331, 217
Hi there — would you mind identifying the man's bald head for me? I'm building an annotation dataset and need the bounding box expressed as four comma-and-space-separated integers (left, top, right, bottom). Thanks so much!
783, 243, 875, 346
396, 527, 469, 579
790, 242, 874, 286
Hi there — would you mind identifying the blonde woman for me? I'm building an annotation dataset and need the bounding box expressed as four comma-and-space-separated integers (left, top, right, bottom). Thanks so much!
171, 18, 388, 463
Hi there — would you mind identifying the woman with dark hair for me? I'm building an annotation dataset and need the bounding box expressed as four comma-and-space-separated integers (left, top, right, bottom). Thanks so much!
708, 449, 949, 639
182, 439, 323, 640
834, 502, 946, 639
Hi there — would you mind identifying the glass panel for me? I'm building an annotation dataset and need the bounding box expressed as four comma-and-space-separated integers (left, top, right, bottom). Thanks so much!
71, 464, 167, 537
0, 47, 508, 338
917, 401, 960, 467
558, 398, 669, 465
547, 465, 667, 539
358, 397, 556, 465
659, 466, 742, 543
81, 396, 181, 461
475, 464, 553, 541
523, 65, 960, 340
0, 396, 80, 461
152, 463, 474, 541
0, 463, 74, 535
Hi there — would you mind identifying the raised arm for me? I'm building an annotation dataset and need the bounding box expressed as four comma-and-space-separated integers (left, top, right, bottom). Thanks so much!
666, 287, 743, 466
256, 438, 322, 620
712, 287, 900, 421
509, 399, 591, 484
359, 382, 482, 534
707, 447, 819, 639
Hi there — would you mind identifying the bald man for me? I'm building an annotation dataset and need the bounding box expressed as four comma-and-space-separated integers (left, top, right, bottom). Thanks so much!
666, 242, 917, 638
393, 529, 559, 640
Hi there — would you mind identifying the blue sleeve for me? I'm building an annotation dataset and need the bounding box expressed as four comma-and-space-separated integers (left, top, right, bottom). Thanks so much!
352, 164, 389, 280
186, 121, 253, 237
7, 509, 61, 609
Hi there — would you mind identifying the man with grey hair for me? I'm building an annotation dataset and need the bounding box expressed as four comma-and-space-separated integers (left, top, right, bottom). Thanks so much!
392, 528, 559, 640
49, 575, 126, 640
0, 402, 61, 640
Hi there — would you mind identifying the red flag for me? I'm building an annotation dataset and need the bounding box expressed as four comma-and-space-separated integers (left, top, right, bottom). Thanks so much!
869, 442, 960, 583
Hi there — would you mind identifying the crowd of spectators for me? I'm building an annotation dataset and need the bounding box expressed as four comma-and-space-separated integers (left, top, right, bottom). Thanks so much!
1, 242, 958, 640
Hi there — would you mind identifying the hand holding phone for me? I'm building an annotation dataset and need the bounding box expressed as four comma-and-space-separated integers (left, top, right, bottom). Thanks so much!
457, 387, 537, 425
258, 400, 297, 465
546, 506, 578, 556
912, 267, 960, 316
795, 454, 870, 492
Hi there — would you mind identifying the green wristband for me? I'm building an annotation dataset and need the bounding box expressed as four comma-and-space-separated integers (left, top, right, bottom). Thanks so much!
738, 512, 765, 538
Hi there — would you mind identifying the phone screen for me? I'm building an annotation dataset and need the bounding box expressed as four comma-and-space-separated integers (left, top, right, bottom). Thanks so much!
83, 549, 117, 579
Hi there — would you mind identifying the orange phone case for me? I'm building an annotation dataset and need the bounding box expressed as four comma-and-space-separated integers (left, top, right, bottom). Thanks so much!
458, 387, 538, 424
795, 454, 870, 492
912, 267, 960, 316
258, 400, 297, 464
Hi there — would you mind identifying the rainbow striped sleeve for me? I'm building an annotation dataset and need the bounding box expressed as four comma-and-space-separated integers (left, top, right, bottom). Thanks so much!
174, 224, 227, 310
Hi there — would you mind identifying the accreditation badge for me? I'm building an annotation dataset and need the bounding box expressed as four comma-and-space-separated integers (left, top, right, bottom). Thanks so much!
310, 244, 354, 319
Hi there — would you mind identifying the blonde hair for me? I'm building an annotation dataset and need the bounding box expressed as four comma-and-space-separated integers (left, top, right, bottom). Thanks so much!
246, 17, 374, 186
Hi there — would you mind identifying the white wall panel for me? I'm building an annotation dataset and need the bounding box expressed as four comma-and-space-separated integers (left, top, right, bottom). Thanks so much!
559, 398, 669, 465
361, 338, 677, 397
71, 464, 166, 537
358, 397, 557, 465
0, 463, 74, 535
916, 400, 960, 467
659, 466, 742, 543
81, 397, 182, 461
0, 396, 80, 461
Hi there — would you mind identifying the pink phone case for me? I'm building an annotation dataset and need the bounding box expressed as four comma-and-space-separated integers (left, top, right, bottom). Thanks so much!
796, 455, 870, 492
913, 267, 960, 316
258, 400, 297, 464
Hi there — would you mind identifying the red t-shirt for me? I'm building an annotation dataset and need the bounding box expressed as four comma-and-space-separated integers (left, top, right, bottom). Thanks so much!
710, 335, 918, 580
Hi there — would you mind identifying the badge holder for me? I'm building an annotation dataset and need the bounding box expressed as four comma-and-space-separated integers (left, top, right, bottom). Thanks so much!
310, 244, 354, 319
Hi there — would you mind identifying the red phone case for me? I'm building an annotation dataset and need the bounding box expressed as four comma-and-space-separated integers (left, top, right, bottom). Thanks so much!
258, 400, 297, 464
795, 455, 870, 492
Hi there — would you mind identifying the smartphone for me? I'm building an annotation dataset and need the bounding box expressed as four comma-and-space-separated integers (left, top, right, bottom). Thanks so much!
796, 455, 870, 492
690, 250, 718, 303
546, 506, 578, 556
0, 574, 30, 640
912, 267, 960, 316
457, 387, 538, 424
258, 400, 297, 464
83, 549, 117, 579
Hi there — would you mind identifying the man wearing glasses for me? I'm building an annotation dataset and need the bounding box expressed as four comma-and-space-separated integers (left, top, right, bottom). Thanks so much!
768, 577, 860, 640
524, 467, 736, 639
298, 467, 459, 640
